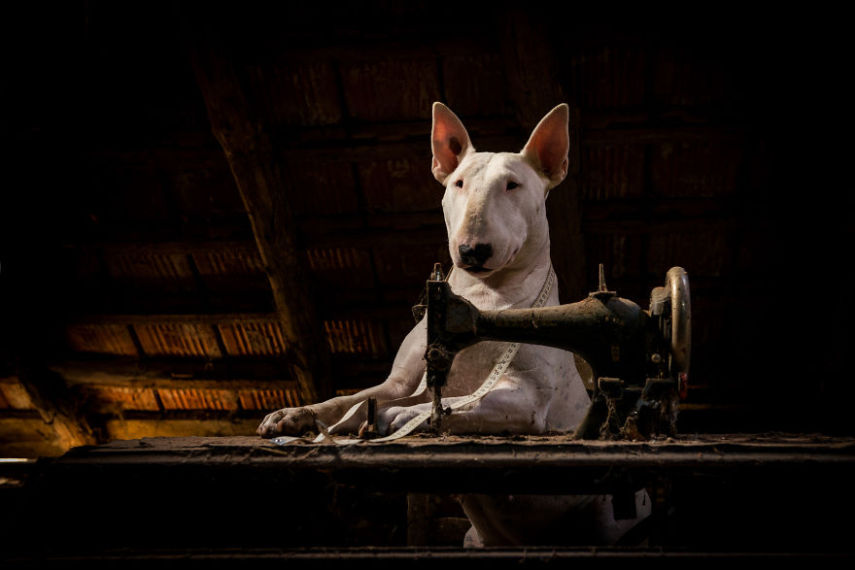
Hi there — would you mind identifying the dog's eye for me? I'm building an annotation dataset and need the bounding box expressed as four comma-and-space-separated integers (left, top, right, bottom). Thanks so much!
455, 179, 464, 188
506, 181, 520, 191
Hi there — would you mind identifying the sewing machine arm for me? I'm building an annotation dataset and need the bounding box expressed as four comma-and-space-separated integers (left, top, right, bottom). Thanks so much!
424, 266, 691, 440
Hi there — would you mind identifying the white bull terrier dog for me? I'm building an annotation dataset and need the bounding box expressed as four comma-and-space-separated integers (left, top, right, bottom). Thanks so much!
258, 102, 650, 546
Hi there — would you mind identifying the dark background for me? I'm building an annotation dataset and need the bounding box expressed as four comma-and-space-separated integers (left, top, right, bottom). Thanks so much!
0, 2, 851, 457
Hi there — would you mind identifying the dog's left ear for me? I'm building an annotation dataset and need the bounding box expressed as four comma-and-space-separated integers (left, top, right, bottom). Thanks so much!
521, 104, 570, 190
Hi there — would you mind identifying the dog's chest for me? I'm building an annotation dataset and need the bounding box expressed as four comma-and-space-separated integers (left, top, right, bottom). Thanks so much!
441, 271, 561, 396
442, 338, 570, 396
443, 341, 514, 396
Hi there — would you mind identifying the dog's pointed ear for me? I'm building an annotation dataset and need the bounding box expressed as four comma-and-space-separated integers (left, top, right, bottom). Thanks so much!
521, 104, 570, 190
431, 102, 474, 184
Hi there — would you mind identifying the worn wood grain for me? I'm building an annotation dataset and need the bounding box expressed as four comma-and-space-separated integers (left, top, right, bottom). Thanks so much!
191, 36, 332, 404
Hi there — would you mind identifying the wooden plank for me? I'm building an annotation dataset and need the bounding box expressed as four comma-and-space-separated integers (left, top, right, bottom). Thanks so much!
298, 214, 445, 247
133, 321, 223, 358
583, 126, 747, 146
0, 417, 68, 457
565, 45, 646, 110
86, 385, 161, 412
94, 410, 275, 422
357, 155, 441, 214
49, 358, 388, 392
499, 8, 565, 127
340, 58, 440, 122
82, 122, 520, 160
442, 53, 507, 118
66, 313, 390, 360
583, 197, 738, 222
580, 143, 646, 201
9, 548, 851, 564
68, 309, 405, 328
191, 36, 333, 404
243, 60, 343, 127
101, 417, 259, 440
156, 388, 237, 411
14, 367, 98, 450
582, 217, 732, 236
65, 323, 139, 357
66, 218, 447, 259
50, 356, 295, 385
49, 435, 855, 496
0, 378, 35, 410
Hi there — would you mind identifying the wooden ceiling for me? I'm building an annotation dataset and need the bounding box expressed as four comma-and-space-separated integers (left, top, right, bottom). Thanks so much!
0, 3, 850, 456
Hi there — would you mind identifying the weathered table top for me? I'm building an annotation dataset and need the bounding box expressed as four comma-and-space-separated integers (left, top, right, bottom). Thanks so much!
24, 432, 850, 494
4, 433, 854, 563
59, 431, 855, 461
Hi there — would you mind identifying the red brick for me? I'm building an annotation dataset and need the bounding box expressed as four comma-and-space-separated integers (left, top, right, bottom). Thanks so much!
134, 323, 222, 358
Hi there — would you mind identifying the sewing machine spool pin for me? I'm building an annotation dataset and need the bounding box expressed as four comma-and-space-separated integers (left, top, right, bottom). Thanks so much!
423, 264, 691, 440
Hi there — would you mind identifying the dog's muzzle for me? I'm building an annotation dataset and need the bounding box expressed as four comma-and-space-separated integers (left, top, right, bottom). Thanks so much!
458, 243, 492, 271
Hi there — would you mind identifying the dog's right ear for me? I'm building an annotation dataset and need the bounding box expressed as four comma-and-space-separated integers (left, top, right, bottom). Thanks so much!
431, 102, 474, 184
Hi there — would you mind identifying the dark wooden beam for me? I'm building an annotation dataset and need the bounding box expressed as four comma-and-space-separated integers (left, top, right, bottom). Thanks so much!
47, 357, 389, 390
189, 34, 332, 404
49, 362, 300, 391
100, 416, 259, 440
40, 434, 855, 494
15, 366, 98, 449
67, 307, 405, 327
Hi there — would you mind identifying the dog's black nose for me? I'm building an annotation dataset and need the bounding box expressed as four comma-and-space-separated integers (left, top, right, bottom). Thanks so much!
458, 243, 493, 267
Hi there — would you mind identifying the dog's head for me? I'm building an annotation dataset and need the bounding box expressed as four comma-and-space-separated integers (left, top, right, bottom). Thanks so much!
431, 103, 569, 278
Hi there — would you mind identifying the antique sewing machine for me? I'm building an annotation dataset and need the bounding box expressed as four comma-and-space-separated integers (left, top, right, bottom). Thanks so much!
422, 264, 691, 440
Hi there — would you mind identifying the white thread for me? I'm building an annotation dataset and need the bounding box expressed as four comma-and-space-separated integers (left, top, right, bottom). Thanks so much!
310, 372, 429, 444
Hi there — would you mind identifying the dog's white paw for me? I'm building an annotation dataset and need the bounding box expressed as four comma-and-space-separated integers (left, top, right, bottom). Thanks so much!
378, 404, 429, 435
257, 406, 317, 438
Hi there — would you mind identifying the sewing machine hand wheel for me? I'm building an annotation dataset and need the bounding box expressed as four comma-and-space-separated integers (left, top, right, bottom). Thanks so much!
654, 267, 691, 394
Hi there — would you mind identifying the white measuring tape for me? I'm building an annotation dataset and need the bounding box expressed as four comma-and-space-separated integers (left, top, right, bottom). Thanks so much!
273, 265, 555, 447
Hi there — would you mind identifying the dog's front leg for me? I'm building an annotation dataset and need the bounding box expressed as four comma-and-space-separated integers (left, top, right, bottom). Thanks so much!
257, 319, 428, 438
378, 379, 552, 435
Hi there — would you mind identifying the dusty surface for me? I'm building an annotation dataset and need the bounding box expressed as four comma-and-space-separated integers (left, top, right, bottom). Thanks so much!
85, 431, 855, 454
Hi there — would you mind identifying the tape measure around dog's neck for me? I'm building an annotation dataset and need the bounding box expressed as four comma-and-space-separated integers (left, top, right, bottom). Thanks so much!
273, 264, 556, 447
